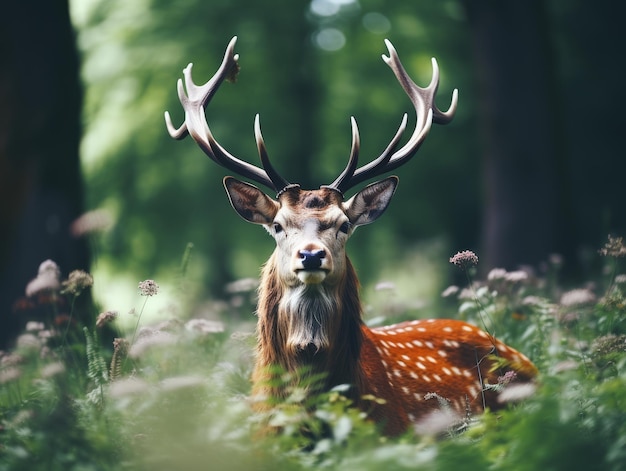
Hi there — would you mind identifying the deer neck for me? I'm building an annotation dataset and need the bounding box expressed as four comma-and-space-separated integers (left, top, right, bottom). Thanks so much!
256, 254, 365, 393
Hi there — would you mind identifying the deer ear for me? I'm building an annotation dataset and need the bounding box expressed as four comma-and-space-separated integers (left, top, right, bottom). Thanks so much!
344, 176, 398, 227
223, 177, 279, 224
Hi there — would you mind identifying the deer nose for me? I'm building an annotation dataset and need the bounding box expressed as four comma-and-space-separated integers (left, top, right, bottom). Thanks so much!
298, 249, 326, 270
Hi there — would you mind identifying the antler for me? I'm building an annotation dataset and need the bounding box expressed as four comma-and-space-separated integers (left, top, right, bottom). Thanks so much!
164, 36, 290, 192
328, 40, 458, 194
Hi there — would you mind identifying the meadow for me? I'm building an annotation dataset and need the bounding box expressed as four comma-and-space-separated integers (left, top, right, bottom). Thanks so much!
1, 237, 625, 471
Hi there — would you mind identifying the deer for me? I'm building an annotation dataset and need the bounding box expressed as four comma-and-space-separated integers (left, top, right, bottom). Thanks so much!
165, 37, 538, 436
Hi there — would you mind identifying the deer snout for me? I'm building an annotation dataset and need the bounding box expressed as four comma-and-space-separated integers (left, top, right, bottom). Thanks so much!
298, 249, 326, 270
293, 245, 331, 284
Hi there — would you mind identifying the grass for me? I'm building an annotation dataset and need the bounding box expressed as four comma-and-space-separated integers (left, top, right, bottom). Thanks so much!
1, 237, 626, 470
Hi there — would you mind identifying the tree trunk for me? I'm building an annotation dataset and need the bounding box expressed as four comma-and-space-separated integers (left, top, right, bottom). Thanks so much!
463, 0, 572, 272
0, 2, 90, 347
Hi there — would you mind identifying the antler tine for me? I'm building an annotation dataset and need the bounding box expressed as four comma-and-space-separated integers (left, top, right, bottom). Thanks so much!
329, 39, 458, 194
254, 114, 290, 191
331, 113, 408, 193
324, 117, 360, 194
164, 36, 289, 192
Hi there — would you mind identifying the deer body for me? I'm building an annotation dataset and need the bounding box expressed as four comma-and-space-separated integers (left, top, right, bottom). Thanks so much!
233, 183, 536, 436
166, 37, 538, 436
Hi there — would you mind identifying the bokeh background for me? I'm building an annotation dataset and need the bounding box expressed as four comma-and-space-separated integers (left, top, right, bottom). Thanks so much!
1, 0, 623, 345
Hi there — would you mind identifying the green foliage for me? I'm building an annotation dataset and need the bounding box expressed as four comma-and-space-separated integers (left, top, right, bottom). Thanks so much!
71, 0, 477, 302
3, 240, 626, 470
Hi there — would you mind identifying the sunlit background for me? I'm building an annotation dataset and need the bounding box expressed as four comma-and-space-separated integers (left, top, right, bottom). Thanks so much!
68, 0, 475, 324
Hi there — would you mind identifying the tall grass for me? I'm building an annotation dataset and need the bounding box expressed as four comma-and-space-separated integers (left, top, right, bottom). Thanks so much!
1, 237, 625, 470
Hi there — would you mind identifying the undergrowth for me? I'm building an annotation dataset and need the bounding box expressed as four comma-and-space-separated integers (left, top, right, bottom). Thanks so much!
1, 236, 626, 470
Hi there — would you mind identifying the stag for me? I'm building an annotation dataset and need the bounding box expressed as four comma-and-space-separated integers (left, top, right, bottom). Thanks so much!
165, 37, 537, 435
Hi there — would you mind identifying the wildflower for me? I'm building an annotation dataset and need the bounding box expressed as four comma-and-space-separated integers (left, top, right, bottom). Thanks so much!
414, 409, 461, 436
225, 277, 259, 294
560, 288, 596, 307
70, 208, 113, 237
522, 295, 545, 306
109, 377, 150, 398
599, 235, 626, 257
0, 367, 22, 384
504, 270, 529, 283
457, 287, 475, 300
497, 370, 517, 386
129, 330, 176, 358
138, 279, 159, 296
487, 268, 507, 281
591, 334, 626, 356
25, 260, 61, 297
441, 285, 459, 298
96, 310, 119, 328
25, 321, 45, 332
374, 281, 396, 291
16, 333, 41, 351
113, 337, 130, 353
40, 362, 66, 378
449, 250, 478, 270
61, 270, 94, 296
615, 274, 626, 284
552, 360, 579, 374
184, 318, 225, 335
1, 353, 24, 367
497, 382, 536, 404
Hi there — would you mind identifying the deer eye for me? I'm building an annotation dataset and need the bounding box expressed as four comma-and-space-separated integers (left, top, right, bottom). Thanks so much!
273, 222, 283, 234
338, 221, 351, 234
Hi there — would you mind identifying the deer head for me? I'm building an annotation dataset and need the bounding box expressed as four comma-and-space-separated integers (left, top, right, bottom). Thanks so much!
165, 36, 456, 355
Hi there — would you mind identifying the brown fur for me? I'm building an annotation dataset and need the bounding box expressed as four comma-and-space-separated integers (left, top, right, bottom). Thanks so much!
252, 251, 538, 436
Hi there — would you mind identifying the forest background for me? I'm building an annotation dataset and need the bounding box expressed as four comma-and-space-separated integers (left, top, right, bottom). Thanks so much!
0, 0, 623, 342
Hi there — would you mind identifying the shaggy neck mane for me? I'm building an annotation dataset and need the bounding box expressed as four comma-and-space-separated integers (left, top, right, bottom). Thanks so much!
254, 253, 365, 399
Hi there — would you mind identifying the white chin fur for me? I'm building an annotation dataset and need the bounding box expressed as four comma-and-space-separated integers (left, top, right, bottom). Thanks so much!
296, 270, 327, 284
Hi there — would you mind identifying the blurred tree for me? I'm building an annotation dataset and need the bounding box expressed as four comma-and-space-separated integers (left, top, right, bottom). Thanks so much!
75, 0, 624, 314
76, 0, 478, 307
462, 0, 570, 271
0, 2, 91, 347
463, 0, 626, 277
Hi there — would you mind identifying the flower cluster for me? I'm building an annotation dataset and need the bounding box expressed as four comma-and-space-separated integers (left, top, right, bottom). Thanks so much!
96, 311, 119, 329
449, 250, 479, 270
598, 235, 626, 257
61, 270, 94, 296
25, 260, 61, 297
138, 279, 159, 296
